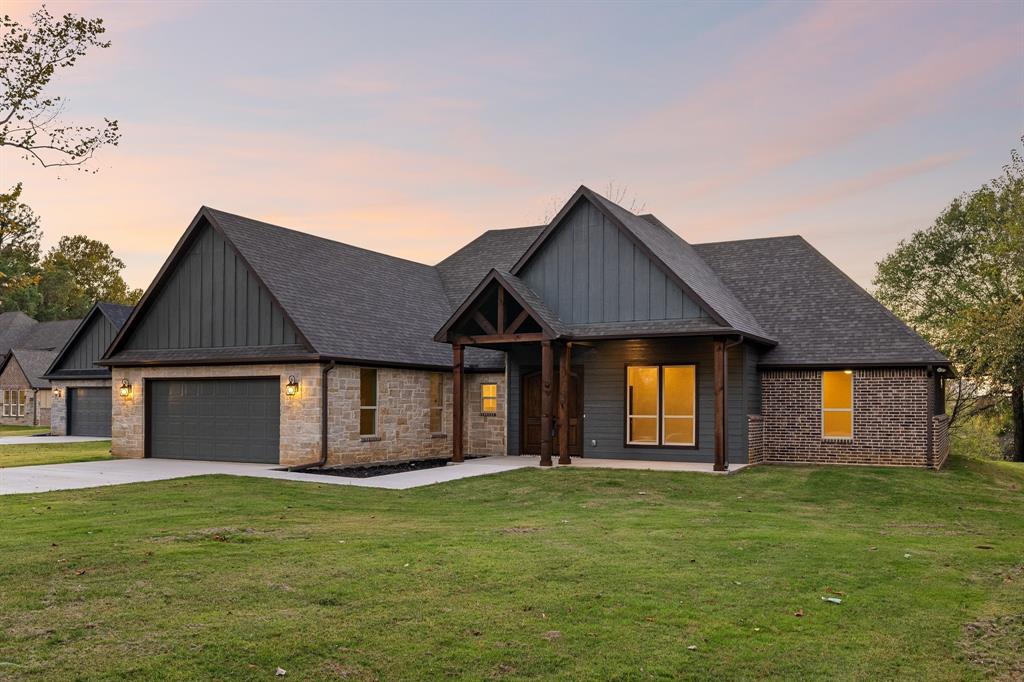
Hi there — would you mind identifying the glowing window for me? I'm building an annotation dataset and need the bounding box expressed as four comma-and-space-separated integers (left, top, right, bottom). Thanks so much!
822, 371, 853, 438
626, 366, 660, 444
662, 365, 696, 446
481, 383, 498, 414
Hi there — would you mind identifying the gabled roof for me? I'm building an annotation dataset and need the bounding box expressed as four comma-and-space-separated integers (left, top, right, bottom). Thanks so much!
436, 225, 545, 307
509, 186, 774, 344
44, 302, 134, 379
104, 208, 496, 369
3, 318, 80, 352
694, 236, 949, 366
434, 269, 568, 342
2, 348, 58, 389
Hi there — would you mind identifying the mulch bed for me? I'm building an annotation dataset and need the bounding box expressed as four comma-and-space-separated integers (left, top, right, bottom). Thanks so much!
300, 457, 451, 478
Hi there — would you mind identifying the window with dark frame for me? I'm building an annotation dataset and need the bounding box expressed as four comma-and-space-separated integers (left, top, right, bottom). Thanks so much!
822, 370, 853, 439
626, 365, 696, 447
359, 368, 377, 436
429, 373, 444, 432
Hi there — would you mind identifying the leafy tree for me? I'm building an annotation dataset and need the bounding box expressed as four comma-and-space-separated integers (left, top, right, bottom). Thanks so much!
0, 182, 42, 314
874, 139, 1024, 460
1, 5, 120, 170
36, 235, 141, 320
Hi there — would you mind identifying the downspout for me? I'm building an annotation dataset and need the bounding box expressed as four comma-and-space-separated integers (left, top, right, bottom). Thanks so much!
289, 360, 336, 471
721, 335, 745, 470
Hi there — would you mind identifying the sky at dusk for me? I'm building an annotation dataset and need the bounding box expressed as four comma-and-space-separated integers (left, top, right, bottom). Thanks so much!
3, 0, 1022, 291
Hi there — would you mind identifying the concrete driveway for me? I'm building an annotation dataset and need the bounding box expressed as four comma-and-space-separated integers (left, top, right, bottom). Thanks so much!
0, 435, 110, 445
0, 457, 533, 496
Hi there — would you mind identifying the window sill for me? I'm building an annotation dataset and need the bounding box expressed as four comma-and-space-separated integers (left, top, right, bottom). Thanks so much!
822, 436, 853, 441
430, 432, 447, 439
359, 435, 381, 443
480, 412, 497, 417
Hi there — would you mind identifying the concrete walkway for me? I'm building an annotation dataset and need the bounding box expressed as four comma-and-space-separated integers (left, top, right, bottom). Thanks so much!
0, 455, 742, 496
0, 435, 111, 445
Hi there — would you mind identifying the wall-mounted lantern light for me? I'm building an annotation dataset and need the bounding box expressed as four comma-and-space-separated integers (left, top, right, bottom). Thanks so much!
52, 386, 63, 399
119, 378, 133, 398
285, 375, 300, 397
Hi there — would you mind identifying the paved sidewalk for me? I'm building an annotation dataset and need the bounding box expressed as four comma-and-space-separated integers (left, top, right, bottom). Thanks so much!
0, 435, 111, 445
0, 454, 740, 496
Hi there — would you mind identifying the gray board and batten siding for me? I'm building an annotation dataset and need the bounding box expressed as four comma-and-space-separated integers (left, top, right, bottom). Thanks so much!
506, 338, 759, 464
51, 313, 118, 374
124, 224, 300, 352
517, 201, 710, 326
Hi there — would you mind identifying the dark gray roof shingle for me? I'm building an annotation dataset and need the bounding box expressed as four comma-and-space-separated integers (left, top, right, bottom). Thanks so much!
7, 348, 59, 388
436, 226, 544, 307
694, 236, 948, 366
0, 311, 37, 355
208, 209, 479, 368
18, 319, 80, 351
97, 302, 134, 329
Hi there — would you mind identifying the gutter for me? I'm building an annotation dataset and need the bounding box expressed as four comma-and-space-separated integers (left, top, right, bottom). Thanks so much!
289, 360, 336, 471
926, 364, 934, 469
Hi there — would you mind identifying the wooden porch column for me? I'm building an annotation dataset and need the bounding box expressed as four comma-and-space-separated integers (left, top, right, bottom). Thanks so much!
452, 344, 464, 463
558, 342, 572, 465
713, 339, 727, 471
540, 340, 554, 467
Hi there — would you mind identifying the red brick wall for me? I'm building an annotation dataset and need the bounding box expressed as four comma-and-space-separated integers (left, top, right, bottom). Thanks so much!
760, 368, 939, 468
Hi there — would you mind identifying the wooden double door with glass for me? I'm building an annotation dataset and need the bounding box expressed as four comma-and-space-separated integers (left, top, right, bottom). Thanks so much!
520, 368, 583, 456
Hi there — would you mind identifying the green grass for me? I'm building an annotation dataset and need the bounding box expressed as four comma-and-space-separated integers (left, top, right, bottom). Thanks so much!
0, 440, 112, 468
0, 425, 49, 437
1, 457, 1022, 681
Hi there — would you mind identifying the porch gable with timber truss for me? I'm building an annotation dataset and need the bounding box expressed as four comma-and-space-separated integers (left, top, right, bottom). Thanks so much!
433, 270, 566, 346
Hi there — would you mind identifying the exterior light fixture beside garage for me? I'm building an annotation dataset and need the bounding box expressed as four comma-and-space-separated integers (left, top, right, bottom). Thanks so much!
285, 375, 300, 397
119, 378, 133, 398
52, 386, 62, 399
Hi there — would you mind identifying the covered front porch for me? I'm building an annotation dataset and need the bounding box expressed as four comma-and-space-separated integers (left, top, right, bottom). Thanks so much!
436, 270, 760, 471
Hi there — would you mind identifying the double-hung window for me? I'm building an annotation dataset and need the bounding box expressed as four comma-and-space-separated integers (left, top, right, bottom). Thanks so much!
429, 373, 444, 432
626, 365, 696, 446
822, 370, 853, 438
359, 368, 378, 437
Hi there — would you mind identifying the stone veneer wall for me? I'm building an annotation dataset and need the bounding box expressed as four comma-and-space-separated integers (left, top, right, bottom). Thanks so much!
761, 368, 941, 468
747, 415, 765, 464
325, 367, 505, 465
0, 358, 42, 426
110, 363, 507, 467
111, 363, 324, 466
464, 373, 506, 457
49, 379, 112, 435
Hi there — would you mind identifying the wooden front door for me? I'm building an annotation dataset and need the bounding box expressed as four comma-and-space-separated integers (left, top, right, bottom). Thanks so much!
521, 369, 583, 456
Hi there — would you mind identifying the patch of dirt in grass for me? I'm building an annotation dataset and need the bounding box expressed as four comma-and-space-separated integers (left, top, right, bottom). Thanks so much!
318, 660, 378, 680
959, 614, 1024, 681
147, 527, 270, 543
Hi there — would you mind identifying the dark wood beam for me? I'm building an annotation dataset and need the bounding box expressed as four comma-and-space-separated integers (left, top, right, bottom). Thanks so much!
506, 309, 530, 335
453, 332, 544, 345
497, 288, 506, 334
713, 339, 726, 471
472, 310, 497, 336
540, 340, 553, 467
452, 344, 464, 463
558, 342, 571, 465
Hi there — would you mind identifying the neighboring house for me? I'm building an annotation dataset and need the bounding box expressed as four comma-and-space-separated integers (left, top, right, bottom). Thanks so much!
99, 186, 950, 469
43, 303, 134, 437
0, 314, 81, 427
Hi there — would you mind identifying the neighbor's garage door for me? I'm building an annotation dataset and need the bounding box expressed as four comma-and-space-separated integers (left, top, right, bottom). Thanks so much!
68, 388, 112, 437
147, 379, 279, 463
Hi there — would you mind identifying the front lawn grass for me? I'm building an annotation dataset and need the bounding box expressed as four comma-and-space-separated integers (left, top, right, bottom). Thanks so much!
1, 456, 1021, 680
0, 425, 49, 437
0, 440, 112, 468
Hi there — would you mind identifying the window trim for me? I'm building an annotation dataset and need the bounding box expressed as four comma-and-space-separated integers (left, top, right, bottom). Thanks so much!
821, 370, 854, 440
480, 382, 498, 415
359, 368, 378, 437
624, 363, 699, 450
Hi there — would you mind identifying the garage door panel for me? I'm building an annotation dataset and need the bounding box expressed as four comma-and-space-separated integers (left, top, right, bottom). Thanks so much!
68, 388, 112, 437
148, 378, 279, 463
